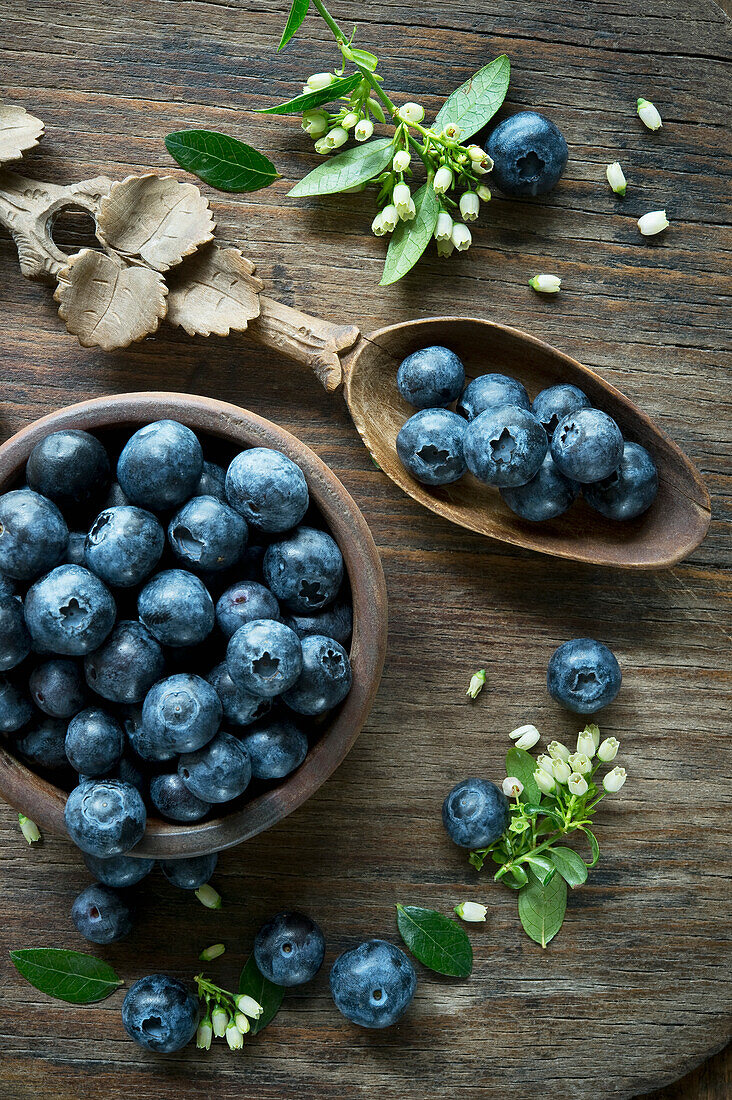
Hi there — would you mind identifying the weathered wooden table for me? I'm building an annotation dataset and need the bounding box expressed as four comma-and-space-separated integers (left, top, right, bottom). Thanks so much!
0, 1, 729, 1097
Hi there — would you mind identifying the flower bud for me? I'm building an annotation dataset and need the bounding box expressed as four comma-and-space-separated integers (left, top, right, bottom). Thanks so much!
199, 942, 226, 962
638, 210, 669, 236
195, 884, 222, 909
368, 98, 386, 123
434, 211, 454, 242
568, 772, 589, 796
552, 759, 572, 784
393, 182, 411, 213
380, 204, 399, 232
598, 737, 619, 762
434, 166, 454, 194
568, 752, 592, 776
606, 161, 627, 196
548, 740, 570, 762
301, 110, 329, 137
355, 118, 374, 142
637, 98, 662, 131
211, 1006, 229, 1037
467, 144, 485, 162
586, 724, 601, 751
502, 776, 524, 798
314, 137, 331, 155
509, 723, 540, 750
327, 126, 349, 149
454, 901, 488, 922
371, 211, 388, 237
401, 198, 416, 221
476, 183, 492, 202
399, 102, 425, 124
18, 813, 41, 844
459, 192, 480, 222
436, 238, 454, 258
466, 668, 486, 698
196, 1018, 213, 1050
451, 222, 472, 251
534, 768, 556, 794
536, 753, 554, 775
576, 729, 596, 757
341, 111, 359, 130
603, 766, 627, 792
392, 149, 411, 173
235, 994, 264, 1019
225, 1023, 244, 1050
529, 274, 561, 293
307, 72, 335, 91
234, 1012, 251, 1034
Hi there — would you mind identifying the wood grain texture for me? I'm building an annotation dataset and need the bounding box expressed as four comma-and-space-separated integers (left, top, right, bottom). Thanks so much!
0, 1, 730, 1098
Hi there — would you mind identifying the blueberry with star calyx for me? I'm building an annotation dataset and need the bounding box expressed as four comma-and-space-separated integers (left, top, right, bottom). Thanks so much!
486, 110, 568, 197
396, 408, 467, 487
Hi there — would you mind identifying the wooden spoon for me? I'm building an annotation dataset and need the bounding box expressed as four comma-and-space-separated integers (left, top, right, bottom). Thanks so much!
247, 299, 711, 570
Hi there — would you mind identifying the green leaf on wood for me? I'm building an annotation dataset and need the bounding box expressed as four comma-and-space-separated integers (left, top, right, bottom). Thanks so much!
348, 47, 379, 72
396, 904, 472, 977
505, 746, 542, 806
517, 869, 567, 948
238, 955, 284, 1035
165, 130, 279, 193
435, 55, 511, 140
279, 0, 310, 50
289, 137, 394, 197
548, 846, 589, 888
260, 73, 363, 116
579, 826, 601, 868
523, 852, 557, 886
9, 948, 123, 1004
380, 183, 439, 286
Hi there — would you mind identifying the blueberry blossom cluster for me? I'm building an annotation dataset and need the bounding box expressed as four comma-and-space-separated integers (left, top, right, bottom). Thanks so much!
194, 974, 264, 1052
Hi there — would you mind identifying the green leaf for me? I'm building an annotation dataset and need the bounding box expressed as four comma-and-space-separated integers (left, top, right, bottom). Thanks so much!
503, 865, 529, 889
579, 826, 600, 868
289, 137, 394, 197
505, 746, 541, 806
435, 55, 511, 140
396, 904, 472, 977
348, 47, 379, 72
260, 73, 363, 116
165, 130, 279, 193
517, 869, 567, 948
278, 0, 309, 50
380, 183, 439, 286
523, 852, 557, 886
9, 948, 123, 1004
548, 846, 588, 888
238, 956, 284, 1035
522, 803, 564, 827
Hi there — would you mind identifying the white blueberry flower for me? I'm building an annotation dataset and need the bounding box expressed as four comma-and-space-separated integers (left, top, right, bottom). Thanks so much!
454, 901, 488, 922
399, 102, 425, 124
606, 161, 627, 196
637, 98, 662, 131
371, 211, 388, 237
326, 126, 348, 149
433, 166, 454, 194
235, 994, 263, 1019
502, 776, 524, 798
393, 149, 411, 173
18, 813, 40, 844
436, 238, 454, 257
393, 182, 412, 216
459, 192, 480, 222
301, 110, 329, 137
568, 772, 589, 796
234, 1012, 251, 1034
552, 759, 572, 784
341, 111, 359, 130
603, 766, 627, 792
536, 753, 554, 775
534, 768, 556, 795
466, 668, 486, 698
307, 72, 335, 91
598, 737, 620, 762
211, 1006, 229, 1038
195, 884, 222, 909
476, 183, 492, 202
402, 198, 416, 221
314, 137, 332, 154
199, 943, 225, 963
548, 740, 571, 762
196, 1018, 213, 1050
443, 123, 462, 140
568, 752, 592, 776
434, 211, 454, 242
509, 723, 540, 750
225, 1023, 244, 1050
529, 274, 561, 293
638, 210, 669, 236
355, 119, 374, 142
576, 729, 596, 757
380, 204, 399, 232
451, 222, 472, 251
467, 145, 493, 173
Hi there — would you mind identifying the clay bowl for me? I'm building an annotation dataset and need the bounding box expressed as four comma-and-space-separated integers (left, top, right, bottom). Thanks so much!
0, 393, 388, 858
248, 303, 711, 569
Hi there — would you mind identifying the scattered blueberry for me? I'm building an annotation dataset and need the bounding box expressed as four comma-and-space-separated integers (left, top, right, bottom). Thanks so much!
486, 110, 568, 198
194, 461, 227, 501
122, 974, 200, 1053
547, 637, 622, 714
150, 772, 211, 822
500, 452, 579, 521
0, 593, 31, 670
65, 778, 147, 856
285, 600, 352, 646
263, 526, 344, 613
226, 448, 309, 533
160, 851, 218, 890
17, 717, 69, 769
84, 506, 164, 588
0, 489, 68, 580
71, 882, 132, 944
178, 731, 251, 804
25, 565, 116, 656
241, 719, 308, 780
464, 404, 547, 487
138, 569, 214, 647
330, 940, 417, 1029
255, 911, 326, 987
215, 580, 280, 639
457, 374, 530, 420
82, 850, 155, 888
117, 420, 203, 511
206, 662, 272, 727
531, 384, 591, 437
551, 408, 624, 484
584, 441, 658, 520
282, 634, 352, 716
84, 620, 165, 704
396, 346, 466, 409
168, 495, 248, 573
442, 777, 509, 848
396, 408, 467, 487
226, 619, 303, 698
26, 430, 110, 510
0, 675, 32, 732
142, 673, 222, 753
65, 707, 124, 776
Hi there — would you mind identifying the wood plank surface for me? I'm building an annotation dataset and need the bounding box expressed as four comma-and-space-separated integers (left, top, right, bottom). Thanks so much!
0, 1, 730, 1097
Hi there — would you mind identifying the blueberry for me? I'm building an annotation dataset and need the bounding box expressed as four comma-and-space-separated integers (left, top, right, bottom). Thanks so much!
83, 851, 155, 888
117, 420, 203, 511
500, 452, 579, 521
0, 489, 68, 580
485, 110, 568, 198
84, 620, 165, 704
284, 601, 352, 646
0, 675, 32, 732
142, 673, 222, 754
531, 384, 591, 437
225, 448, 309, 533
194, 461, 227, 501
226, 619, 303, 698
238, 543, 267, 582
103, 482, 131, 509
206, 663, 271, 727
114, 753, 149, 798
161, 851, 218, 890
26, 430, 110, 509
396, 346, 465, 409
215, 581, 280, 639
84, 506, 164, 588
584, 442, 658, 520
0, 593, 31, 670
264, 526, 344, 614
551, 408, 624, 484
72, 882, 132, 944
65, 707, 124, 776
138, 569, 214, 648
330, 940, 417, 1029
65, 778, 146, 856
442, 778, 509, 848
178, 732, 251, 804
457, 374, 530, 420
65, 532, 87, 567
168, 495, 248, 573
254, 911, 325, 987
547, 637, 622, 714
282, 634, 352, 716
122, 974, 200, 1053
0, 574, 16, 599
150, 772, 211, 822
464, 405, 548, 488
396, 408, 467, 486
17, 717, 68, 769
123, 704, 177, 763
241, 719, 308, 780
25, 565, 116, 656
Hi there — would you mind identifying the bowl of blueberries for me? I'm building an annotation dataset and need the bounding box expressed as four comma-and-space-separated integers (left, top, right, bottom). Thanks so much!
0, 392, 387, 862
